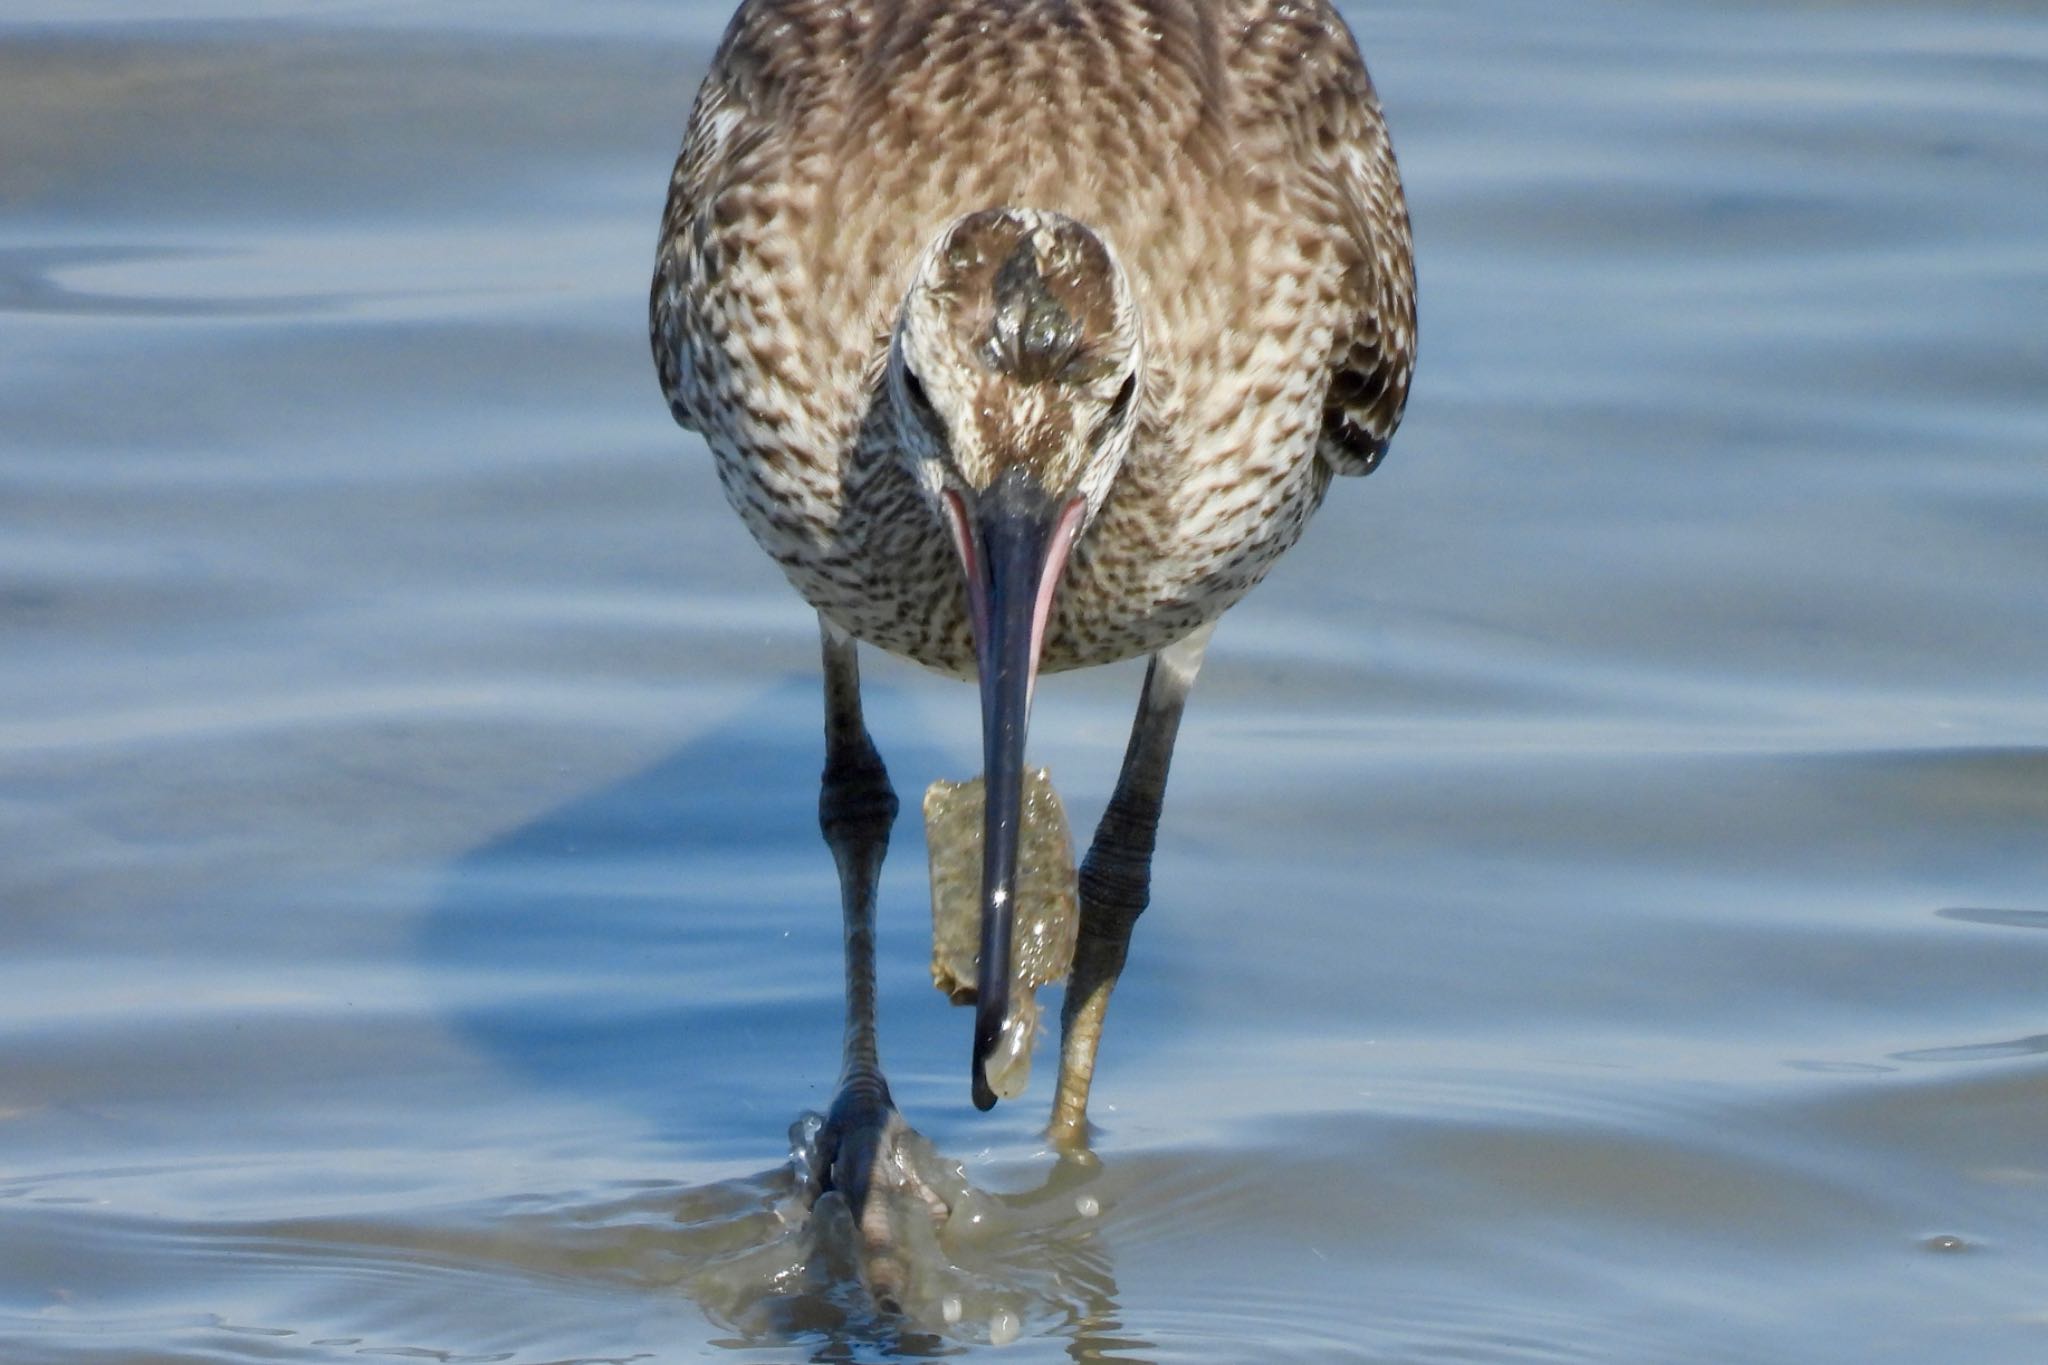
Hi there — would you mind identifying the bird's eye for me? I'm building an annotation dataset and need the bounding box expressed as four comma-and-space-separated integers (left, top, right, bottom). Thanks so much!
902, 370, 939, 426
1104, 371, 1138, 428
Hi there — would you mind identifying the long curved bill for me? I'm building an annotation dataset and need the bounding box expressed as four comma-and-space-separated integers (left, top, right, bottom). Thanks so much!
946, 467, 1085, 1110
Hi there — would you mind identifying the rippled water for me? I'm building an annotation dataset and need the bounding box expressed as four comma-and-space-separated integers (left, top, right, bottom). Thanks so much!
5, 1, 2046, 1360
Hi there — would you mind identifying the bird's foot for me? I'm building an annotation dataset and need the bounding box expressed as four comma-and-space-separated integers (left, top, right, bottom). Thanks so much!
790, 1081, 968, 1309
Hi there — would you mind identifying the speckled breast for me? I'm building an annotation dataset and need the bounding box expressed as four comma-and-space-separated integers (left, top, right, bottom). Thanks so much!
713, 410, 1337, 680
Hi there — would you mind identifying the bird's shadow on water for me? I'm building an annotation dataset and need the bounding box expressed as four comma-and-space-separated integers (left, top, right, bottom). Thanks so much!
419, 678, 1156, 1360
422, 678, 849, 1138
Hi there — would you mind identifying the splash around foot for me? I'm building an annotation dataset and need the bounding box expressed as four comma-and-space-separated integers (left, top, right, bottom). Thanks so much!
679, 1112, 1110, 1349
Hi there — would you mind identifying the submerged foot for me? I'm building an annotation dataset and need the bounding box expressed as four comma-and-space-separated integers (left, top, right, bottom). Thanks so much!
795, 1079, 963, 1307
685, 1113, 1110, 1350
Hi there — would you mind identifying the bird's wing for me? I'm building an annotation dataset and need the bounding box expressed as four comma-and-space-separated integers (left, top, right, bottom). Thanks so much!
649, 7, 787, 436
1296, 9, 1418, 478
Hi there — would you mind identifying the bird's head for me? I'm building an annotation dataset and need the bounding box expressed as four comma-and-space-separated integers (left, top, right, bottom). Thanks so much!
891, 207, 1142, 532
888, 207, 1145, 1109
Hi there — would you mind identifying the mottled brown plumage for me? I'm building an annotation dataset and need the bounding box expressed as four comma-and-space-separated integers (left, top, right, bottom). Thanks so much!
652, 0, 1415, 678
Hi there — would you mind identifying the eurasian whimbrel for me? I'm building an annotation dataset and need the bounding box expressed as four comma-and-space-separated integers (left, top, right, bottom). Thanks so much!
652, 0, 1414, 1205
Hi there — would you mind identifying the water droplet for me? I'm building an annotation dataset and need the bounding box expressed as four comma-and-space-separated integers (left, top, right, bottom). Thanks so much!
941, 1295, 963, 1325
1075, 1194, 1100, 1218
989, 1308, 1021, 1346
1921, 1234, 1972, 1253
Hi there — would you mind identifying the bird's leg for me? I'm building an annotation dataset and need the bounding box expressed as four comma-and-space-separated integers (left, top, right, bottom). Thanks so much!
1049, 623, 1213, 1148
810, 616, 949, 1289
818, 616, 895, 1124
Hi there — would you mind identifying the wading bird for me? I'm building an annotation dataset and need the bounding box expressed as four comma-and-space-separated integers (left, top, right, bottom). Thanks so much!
652, 0, 1413, 1222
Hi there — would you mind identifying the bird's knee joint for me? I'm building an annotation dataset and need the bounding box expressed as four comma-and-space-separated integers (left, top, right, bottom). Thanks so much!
820, 798, 897, 849
1093, 801, 1163, 861
820, 758, 898, 846
1079, 858, 1151, 929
